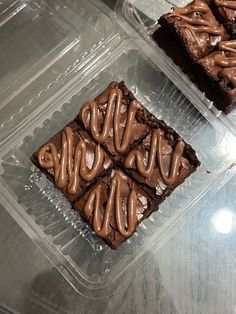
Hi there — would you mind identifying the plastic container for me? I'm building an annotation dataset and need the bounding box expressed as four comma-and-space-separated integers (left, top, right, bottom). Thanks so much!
116, 0, 236, 137
0, 0, 119, 143
1, 0, 236, 298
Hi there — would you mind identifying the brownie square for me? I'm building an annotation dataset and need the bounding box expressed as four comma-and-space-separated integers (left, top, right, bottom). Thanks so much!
158, 0, 228, 62
212, 0, 236, 38
31, 121, 113, 203
122, 123, 200, 203
193, 40, 236, 113
31, 81, 201, 249
73, 169, 156, 249
76, 81, 156, 158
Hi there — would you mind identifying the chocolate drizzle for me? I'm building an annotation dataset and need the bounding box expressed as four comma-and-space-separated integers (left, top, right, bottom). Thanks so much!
214, 0, 236, 23
169, 0, 225, 42
209, 40, 236, 88
215, 0, 236, 10
38, 127, 104, 194
124, 129, 185, 186
218, 40, 236, 52
80, 88, 141, 153
84, 172, 137, 238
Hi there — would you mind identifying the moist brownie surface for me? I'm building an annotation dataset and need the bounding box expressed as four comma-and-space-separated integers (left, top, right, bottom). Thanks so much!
73, 169, 156, 249
123, 127, 200, 202
31, 121, 113, 203
77, 81, 155, 157
158, 0, 228, 61
212, 0, 236, 38
194, 40, 236, 113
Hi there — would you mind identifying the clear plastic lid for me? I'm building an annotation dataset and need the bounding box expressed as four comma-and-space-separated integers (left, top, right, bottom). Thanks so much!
0, 0, 119, 143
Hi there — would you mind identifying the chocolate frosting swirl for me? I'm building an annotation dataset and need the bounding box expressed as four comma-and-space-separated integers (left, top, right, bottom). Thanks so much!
214, 0, 236, 22
38, 127, 104, 194
79, 88, 141, 153
208, 40, 236, 88
84, 171, 137, 238
169, 0, 225, 41
218, 40, 236, 53
124, 129, 185, 186
214, 0, 236, 10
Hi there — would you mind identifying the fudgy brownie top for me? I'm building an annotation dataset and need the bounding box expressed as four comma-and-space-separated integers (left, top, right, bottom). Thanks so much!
213, 0, 236, 22
197, 40, 236, 95
32, 121, 112, 202
73, 169, 155, 249
212, 0, 236, 37
123, 127, 199, 199
77, 81, 153, 157
159, 0, 227, 61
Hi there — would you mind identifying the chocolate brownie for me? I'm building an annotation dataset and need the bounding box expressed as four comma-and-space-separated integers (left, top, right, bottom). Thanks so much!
152, 27, 194, 75
76, 81, 156, 158
73, 169, 156, 249
31, 82, 200, 249
123, 124, 200, 203
193, 40, 236, 113
31, 121, 113, 202
212, 0, 236, 38
158, 0, 228, 62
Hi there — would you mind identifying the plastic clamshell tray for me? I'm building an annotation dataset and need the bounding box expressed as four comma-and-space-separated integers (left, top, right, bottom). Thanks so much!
1, 0, 236, 298
117, 0, 236, 137
0, 0, 119, 143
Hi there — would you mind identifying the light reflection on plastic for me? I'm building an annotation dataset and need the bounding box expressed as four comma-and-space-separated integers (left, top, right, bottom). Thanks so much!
212, 209, 233, 234
220, 134, 236, 161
